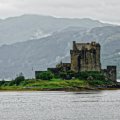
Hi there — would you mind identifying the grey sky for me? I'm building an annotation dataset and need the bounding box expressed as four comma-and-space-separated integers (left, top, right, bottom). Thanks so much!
0, 0, 120, 24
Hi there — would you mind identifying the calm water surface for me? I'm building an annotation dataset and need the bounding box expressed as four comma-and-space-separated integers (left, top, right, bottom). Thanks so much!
0, 90, 120, 120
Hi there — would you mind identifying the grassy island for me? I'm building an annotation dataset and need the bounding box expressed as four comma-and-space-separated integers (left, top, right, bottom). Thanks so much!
0, 71, 115, 91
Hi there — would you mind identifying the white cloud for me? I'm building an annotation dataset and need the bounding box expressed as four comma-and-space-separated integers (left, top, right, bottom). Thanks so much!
0, 0, 120, 24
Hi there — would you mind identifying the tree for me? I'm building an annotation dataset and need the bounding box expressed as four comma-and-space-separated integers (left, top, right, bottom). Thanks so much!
14, 73, 25, 85
0, 80, 6, 86
39, 70, 54, 80
9, 73, 25, 86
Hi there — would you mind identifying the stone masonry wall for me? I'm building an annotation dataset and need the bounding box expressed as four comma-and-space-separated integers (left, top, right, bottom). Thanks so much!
101, 66, 116, 82
47, 68, 61, 76
70, 42, 101, 72
70, 50, 79, 72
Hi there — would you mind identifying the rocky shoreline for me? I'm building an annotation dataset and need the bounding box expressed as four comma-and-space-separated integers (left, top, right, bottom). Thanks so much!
1, 86, 120, 92
0, 82, 120, 91
20, 82, 120, 90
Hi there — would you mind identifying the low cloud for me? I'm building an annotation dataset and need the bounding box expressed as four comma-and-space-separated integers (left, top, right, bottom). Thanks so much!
0, 0, 120, 24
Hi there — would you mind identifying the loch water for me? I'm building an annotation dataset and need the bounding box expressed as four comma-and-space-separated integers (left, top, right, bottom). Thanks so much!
0, 90, 120, 120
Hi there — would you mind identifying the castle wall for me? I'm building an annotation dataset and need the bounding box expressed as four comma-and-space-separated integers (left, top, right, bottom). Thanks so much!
71, 41, 101, 72
70, 50, 79, 72
80, 49, 98, 72
95, 44, 101, 72
86, 51, 94, 71
62, 63, 71, 68
107, 66, 116, 82
48, 65, 71, 76
56, 63, 71, 69
101, 66, 116, 82
101, 69, 107, 76
80, 50, 86, 71
47, 68, 61, 76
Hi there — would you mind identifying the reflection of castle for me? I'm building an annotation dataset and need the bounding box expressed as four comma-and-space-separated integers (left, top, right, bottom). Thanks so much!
35, 41, 116, 82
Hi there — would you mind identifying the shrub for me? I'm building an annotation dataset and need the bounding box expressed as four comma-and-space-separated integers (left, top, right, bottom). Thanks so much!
74, 71, 106, 80
3, 82, 8, 86
39, 70, 54, 80
67, 70, 74, 74
20, 80, 27, 86
0, 80, 6, 86
36, 75, 39, 79
108, 80, 113, 85
87, 72, 105, 80
54, 75, 60, 79
74, 72, 89, 80
89, 80, 105, 85
9, 80, 15, 86
59, 72, 67, 79
67, 70, 75, 78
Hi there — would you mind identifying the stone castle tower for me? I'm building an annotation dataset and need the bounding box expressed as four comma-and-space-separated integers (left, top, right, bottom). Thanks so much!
70, 41, 101, 72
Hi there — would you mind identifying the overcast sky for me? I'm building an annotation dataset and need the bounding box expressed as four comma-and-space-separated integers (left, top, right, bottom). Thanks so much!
0, 0, 120, 25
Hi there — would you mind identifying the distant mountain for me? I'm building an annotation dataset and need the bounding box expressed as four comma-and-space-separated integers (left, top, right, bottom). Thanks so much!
0, 14, 113, 45
0, 26, 120, 79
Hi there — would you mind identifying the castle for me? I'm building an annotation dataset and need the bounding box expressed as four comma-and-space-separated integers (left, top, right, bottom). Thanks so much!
35, 41, 116, 82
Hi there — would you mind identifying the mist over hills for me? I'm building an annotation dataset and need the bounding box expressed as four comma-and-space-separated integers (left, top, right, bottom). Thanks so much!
0, 14, 120, 79
0, 14, 112, 46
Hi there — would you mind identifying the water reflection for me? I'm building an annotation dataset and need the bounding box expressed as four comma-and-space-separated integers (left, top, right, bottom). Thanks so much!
73, 91, 101, 94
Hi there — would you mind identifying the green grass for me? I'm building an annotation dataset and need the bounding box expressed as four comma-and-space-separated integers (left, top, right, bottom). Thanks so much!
0, 78, 88, 90
0, 78, 114, 90
89, 79, 113, 86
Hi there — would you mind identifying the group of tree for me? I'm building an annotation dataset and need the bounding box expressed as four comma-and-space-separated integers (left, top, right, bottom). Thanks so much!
0, 73, 25, 86
36, 70, 106, 81
9, 73, 25, 86
36, 70, 54, 80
